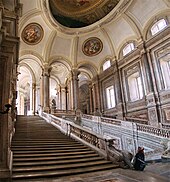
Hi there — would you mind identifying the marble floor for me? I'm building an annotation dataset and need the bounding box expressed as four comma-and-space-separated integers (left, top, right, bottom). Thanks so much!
10, 162, 169, 182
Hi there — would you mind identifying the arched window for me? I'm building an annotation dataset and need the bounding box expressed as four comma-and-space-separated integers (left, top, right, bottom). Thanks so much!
123, 43, 135, 56
128, 72, 143, 101
103, 59, 111, 71
106, 85, 115, 108
151, 19, 167, 35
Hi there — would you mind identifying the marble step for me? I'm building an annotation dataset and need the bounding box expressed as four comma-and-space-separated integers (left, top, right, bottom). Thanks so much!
13, 153, 99, 162
12, 138, 73, 141
13, 150, 96, 159
12, 146, 87, 151
13, 156, 104, 166
13, 149, 91, 157
12, 146, 88, 153
12, 141, 78, 144
13, 160, 113, 172
12, 143, 84, 148
12, 163, 117, 179
12, 116, 118, 180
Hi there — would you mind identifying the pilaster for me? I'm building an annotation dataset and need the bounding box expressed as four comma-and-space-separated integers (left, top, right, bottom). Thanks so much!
145, 49, 161, 126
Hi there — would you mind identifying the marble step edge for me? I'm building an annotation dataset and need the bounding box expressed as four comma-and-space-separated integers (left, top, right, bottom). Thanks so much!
13, 160, 113, 172
12, 164, 118, 179
13, 156, 104, 166
13, 153, 99, 162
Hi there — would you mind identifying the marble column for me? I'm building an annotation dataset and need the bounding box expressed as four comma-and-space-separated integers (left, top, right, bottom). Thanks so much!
70, 69, 80, 111
40, 76, 44, 112
42, 66, 51, 113
92, 83, 97, 112
92, 76, 101, 113
60, 84, 67, 110
29, 82, 36, 115
56, 85, 61, 109
35, 85, 40, 113
89, 82, 93, 114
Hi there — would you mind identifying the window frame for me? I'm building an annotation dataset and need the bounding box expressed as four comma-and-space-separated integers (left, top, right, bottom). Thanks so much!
151, 18, 167, 36
122, 42, 135, 56
106, 85, 116, 109
127, 72, 144, 102
103, 59, 111, 71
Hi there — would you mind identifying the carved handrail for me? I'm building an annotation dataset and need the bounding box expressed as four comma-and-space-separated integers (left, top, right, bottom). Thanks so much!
69, 125, 100, 148
51, 115, 61, 126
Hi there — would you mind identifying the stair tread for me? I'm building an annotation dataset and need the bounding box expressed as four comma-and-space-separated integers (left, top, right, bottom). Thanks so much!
13, 153, 99, 162
13, 156, 104, 166
12, 147, 88, 153
13, 150, 96, 158
13, 148, 92, 156
13, 160, 113, 172
12, 144, 84, 148
12, 116, 118, 180
12, 164, 118, 179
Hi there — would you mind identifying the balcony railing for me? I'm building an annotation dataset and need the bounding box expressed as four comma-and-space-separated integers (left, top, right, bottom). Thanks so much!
82, 114, 170, 138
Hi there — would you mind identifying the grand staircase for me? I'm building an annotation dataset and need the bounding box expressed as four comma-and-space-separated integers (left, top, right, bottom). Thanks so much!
11, 116, 118, 180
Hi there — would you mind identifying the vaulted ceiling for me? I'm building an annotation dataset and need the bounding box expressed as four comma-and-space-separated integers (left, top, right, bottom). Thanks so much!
18, 0, 170, 96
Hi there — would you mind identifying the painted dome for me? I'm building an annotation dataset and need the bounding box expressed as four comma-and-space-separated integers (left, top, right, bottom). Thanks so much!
49, 0, 120, 28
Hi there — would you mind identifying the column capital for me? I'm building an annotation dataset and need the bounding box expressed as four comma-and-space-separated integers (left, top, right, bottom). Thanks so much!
59, 84, 67, 91
71, 69, 80, 78
42, 65, 52, 77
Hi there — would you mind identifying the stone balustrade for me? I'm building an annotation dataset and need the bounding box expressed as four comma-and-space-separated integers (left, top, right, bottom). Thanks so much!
42, 112, 170, 160
82, 114, 170, 138
69, 125, 100, 148
136, 124, 170, 138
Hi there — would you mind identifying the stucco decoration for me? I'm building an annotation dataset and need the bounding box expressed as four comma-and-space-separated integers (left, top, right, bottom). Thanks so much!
82, 37, 103, 56
22, 23, 44, 45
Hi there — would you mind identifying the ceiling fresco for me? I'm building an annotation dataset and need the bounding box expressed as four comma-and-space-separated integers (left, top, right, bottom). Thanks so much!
49, 0, 120, 28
